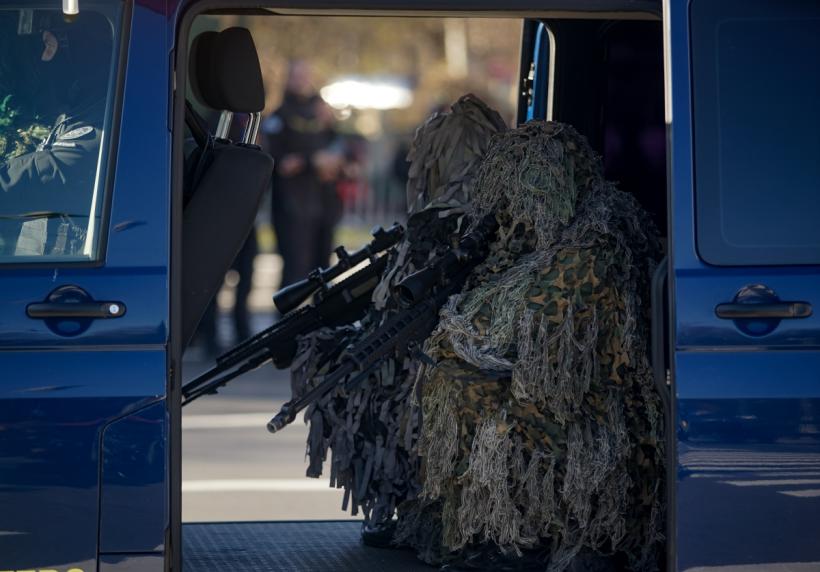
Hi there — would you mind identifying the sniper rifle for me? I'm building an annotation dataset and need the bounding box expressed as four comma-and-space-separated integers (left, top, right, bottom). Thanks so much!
181, 223, 404, 406
266, 214, 499, 433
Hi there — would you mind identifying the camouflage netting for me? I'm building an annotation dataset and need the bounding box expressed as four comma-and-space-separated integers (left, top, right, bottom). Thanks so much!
372, 94, 508, 311
395, 121, 665, 571
292, 95, 507, 524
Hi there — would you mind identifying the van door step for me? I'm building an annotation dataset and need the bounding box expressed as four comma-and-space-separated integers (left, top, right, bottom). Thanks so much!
183, 520, 433, 571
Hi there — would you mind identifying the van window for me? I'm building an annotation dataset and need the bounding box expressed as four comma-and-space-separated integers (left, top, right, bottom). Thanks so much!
691, 0, 820, 266
0, 3, 123, 262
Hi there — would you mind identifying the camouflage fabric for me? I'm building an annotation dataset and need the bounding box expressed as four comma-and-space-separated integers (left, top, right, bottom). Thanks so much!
292, 95, 507, 524
405, 94, 508, 219
396, 122, 664, 571
373, 94, 508, 311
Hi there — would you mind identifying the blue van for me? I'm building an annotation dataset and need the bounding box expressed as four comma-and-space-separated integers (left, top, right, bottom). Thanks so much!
0, 1, 817, 571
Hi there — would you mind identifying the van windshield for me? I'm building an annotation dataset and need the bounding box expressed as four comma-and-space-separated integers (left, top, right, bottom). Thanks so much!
0, 3, 123, 262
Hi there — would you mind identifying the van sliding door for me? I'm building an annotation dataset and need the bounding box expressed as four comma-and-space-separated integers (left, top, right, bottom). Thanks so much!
668, 0, 820, 569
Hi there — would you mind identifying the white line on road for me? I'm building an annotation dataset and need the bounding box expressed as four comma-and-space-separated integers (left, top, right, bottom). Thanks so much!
692, 472, 820, 479
685, 461, 820, 467
183, 413, 274, 430
685, 562, 820, 572
778, 488, 820, 498
720, 478, 820, 487
182, 479, 341, 493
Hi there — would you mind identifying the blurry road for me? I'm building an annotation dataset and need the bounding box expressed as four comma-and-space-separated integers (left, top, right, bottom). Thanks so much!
182, 238, 379, 523
182, 318, 357, 523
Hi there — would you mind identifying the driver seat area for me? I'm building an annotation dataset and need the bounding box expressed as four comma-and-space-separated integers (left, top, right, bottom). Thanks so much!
181, 27, 273, 349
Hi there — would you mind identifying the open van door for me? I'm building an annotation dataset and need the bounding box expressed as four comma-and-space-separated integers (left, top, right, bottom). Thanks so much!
0, 3, 171, 570
668, 0, 820, 569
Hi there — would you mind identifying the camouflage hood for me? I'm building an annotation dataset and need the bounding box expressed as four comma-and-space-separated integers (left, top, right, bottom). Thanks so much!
295, 96, 506, 526
373, 94, 506, 310
405, 94, 508, 222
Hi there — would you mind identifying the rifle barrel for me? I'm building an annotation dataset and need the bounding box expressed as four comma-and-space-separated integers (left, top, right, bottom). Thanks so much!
180, 253, 393, 406
266, 361, 358, 432
182, 352, 270, 406
266, 296, 442, 433
216, 306, 307, 365
179, 309, 313, 400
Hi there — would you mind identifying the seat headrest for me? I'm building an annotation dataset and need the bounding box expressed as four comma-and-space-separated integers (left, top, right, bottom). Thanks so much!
189, 27, 265, 113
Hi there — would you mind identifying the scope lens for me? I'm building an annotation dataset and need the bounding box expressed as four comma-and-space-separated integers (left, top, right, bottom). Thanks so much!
395, 285, 416, 307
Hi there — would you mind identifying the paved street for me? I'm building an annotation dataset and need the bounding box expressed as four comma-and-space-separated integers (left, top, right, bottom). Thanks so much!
182, 350, 358, 522
181, 249, 358, 522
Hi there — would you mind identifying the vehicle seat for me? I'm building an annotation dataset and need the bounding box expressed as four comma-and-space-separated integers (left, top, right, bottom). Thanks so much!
181, 27, 273, 349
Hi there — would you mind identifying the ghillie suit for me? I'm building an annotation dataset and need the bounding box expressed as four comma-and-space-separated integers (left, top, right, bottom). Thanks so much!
396, 121, 664, 571
291, 95, 507, 524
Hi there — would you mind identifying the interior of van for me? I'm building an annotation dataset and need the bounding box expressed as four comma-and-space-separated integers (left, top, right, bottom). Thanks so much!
173, 6, 670, 571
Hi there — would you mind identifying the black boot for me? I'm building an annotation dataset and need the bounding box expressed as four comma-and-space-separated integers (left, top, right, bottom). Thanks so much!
361, 518, 398, 548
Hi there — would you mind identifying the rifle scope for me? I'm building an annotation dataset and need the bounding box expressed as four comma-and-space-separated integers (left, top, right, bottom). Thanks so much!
394, 215, 498, 307
273, 223, 404, 315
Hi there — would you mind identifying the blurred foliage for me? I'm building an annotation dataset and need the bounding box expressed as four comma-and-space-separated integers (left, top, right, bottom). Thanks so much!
0, 95, 50, 161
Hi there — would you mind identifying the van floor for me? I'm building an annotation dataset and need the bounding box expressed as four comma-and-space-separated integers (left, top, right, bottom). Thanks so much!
183, 521, 432, 571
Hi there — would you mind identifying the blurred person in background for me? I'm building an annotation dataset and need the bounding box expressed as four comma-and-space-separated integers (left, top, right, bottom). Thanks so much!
195, 230, 258, 357
263, 60, 344, 288
335, 132, 368, 212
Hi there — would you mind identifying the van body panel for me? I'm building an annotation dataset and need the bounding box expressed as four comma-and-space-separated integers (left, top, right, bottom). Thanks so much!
0, 2, 171, 569
1, 0, 816, 569
668, 0, 820, 569
100, 400, 168, 554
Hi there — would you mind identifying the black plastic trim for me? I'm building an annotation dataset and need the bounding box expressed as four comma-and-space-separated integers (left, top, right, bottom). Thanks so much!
664, 121, 676, 572
186, 0, 660, 13
518, 19, 539, 125
27, 301, 126, 319
715, 302, 812, 320
651, 256, 670, 409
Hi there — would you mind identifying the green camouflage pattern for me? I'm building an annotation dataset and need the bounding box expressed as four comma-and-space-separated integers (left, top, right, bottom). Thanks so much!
396, 122, 664, 571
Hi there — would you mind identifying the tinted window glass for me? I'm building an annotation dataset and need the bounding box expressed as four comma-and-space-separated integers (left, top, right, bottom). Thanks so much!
0, 3, 122, 262
691, 0, 820, 265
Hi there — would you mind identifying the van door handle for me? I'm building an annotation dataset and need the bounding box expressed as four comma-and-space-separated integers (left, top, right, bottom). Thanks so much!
715, 302, 812, 319
27, 301, 126, 319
